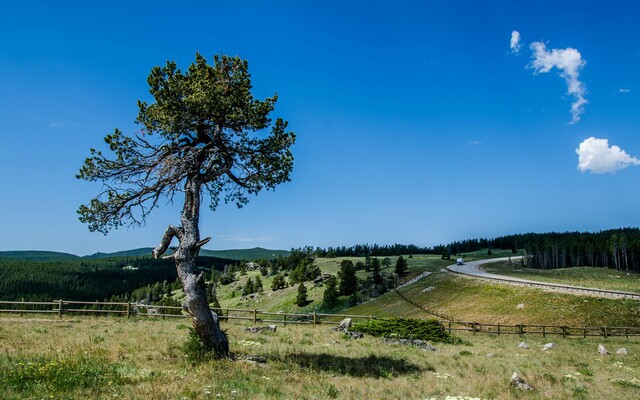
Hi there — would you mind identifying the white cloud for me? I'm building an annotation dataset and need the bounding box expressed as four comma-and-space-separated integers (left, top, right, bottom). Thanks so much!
510, 31, 521, 53
619, 88, 631, 93
468, 140, 483, 145
529, 41, 587, 124
576, 137, 640, 174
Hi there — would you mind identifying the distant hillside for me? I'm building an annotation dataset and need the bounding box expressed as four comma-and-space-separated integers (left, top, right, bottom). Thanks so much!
0, 251, 79, 261
1, 247, 289, 262
84, 248, 160, 259
86, 247, 289, 261
199, 247, 290, 260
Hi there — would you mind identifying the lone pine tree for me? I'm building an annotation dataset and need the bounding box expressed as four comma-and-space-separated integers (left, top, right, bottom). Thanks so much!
77, 54, 295, 356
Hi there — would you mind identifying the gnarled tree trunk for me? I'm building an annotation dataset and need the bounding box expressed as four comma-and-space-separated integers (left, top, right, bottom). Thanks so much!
152, 177, 229, 356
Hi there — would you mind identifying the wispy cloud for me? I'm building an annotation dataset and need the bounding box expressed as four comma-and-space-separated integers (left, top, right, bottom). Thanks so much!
468, 140, 483, 145
619, 88, 631, 93
510, 30, 521, 53
529, 41, 587, 124
576, 137, 640, 174
49, 122, 68, 128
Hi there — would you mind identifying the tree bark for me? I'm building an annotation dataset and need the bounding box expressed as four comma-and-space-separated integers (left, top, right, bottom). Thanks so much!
153, 177, 229, 356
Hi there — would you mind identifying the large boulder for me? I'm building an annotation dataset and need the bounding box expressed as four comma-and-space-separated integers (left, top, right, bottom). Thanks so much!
598, 344, 609, 355
510, 372, 535, 391
334, 318, 353, 332
518, 341, 529, 349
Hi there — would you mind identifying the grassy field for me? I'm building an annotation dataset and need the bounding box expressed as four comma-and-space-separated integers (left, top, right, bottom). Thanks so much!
1, 315, 640, 399
482, 261, 640, 293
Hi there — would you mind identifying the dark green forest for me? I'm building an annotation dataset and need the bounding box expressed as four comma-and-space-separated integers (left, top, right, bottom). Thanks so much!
315, 228, 640, 271
0, 256, 233, 302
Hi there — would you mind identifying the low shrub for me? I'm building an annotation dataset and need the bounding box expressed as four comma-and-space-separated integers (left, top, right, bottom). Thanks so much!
352, 318, 467, 344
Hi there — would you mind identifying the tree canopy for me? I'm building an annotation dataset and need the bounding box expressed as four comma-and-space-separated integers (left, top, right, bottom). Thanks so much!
78, 54, 295, 234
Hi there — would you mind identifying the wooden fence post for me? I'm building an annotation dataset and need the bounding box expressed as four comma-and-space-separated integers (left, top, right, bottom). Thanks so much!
518, 324, 524, 335
126, 302, 131, 319
313, 312, 317, 325
583, 327, 587, 338
448, 321, 452, 334
253, 309, 257, 324
497, 324, 501, 336
472, 322, 477, 335
283, 313, 287, 327
603, 326, 608, 338
58, 299, 63, 318
562, 326, 567, 338
542, 326, 546, 338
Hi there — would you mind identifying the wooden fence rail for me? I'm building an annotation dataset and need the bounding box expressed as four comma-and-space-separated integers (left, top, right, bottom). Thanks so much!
2, 299, 640, 338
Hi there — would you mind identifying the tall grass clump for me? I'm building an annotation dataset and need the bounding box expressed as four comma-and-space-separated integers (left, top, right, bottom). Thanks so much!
352, 318, 466, 344
0, 353, 126, 395
182, 327, 228, 363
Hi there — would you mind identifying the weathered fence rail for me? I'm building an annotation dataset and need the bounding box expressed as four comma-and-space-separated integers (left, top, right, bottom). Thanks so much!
2, 299, 639, 338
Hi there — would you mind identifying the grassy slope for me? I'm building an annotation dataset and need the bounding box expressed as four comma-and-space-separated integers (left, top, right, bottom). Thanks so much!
2, 315, 640, 399
348, 257, 640, 327
483, 260, 640, 293
212, 254, 640, 327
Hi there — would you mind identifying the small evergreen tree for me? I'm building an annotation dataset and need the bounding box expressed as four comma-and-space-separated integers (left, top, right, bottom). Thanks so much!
338, 260, 358, 296
371, 257, 383, 285
254, 275, 264, 292
322, 275, 339, 308
395, 256, 408, 276
296, 282, 308, 307
242, 277, 254, 296
271, 274, 286, 291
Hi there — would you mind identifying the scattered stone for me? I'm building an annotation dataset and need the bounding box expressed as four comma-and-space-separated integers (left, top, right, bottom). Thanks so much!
235, 354, 267, 363
334, 318, 352, 332
343, 330, 363, 339
518, 341, 529, 349
543, 343, 556, 350
510, 372, 535, 391
314, 273, 333, 285
616, 348, 629, 355
516, 303, 525, 309
245, 325, 277, 333
382, 338, 437, 352
598, 344, 609, 355
486, 353, 495, 358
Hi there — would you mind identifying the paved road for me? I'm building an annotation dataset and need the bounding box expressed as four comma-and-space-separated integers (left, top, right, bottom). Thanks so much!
446, 257, 640, 300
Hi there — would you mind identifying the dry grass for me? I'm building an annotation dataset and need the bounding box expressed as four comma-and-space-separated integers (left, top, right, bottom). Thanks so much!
483, 261, 640, 293
2, 315, 640, 399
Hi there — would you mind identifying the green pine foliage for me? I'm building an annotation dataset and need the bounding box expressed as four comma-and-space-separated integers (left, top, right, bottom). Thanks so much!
271, 274, 287, 291
296, 282, 308, 307
352, 318, 466, 344
394, 256, 408, 276
338, 260, 357, 296
322, 275, 339, 309
242, 278, 254, 296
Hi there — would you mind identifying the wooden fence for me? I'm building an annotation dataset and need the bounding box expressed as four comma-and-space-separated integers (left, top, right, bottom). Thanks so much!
0, 299, 373, 326
2, 299, 640, 338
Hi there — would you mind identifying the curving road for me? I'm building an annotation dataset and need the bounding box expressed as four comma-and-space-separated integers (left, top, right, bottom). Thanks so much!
446, 257, 640, 301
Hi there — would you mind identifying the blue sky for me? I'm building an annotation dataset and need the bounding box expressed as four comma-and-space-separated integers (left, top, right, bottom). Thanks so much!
1, 1, 638, 255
